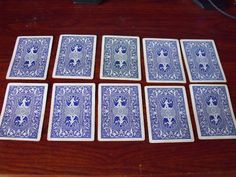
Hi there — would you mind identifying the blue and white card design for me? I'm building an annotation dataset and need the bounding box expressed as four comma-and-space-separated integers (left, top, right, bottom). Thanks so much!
143, 38, 186, 83
98, 84, 144, 141
0, 83, 48, 141
100, 35, 141, 80
190, 84, 236, 139
180, 39, 226, 82
6, 36, 53, 80
145, 86, 194, 143
53, 35, 97, 79
48, 83, 95, 141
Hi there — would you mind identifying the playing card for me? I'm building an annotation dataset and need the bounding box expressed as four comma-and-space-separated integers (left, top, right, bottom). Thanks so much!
190, 84, 236, 139
6, 36, 53, 80
47, 83, 95, 141
143, 38, 186, 83
145, 86, 194, 143
100, 35, 141, 80
180, 39, 226, 82
98, 83, 144, 141
0, 83, 48, 141
53, 35, 97, 79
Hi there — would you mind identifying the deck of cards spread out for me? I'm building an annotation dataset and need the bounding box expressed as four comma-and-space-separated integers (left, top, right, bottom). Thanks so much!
0, 35, 235, 142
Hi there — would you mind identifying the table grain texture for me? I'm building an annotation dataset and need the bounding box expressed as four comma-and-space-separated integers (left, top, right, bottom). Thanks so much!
0, 0, 236, 176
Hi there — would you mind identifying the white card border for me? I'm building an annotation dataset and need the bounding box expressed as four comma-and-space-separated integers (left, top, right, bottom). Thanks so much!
143, 38, 186, 83
98, 83, 145, 141
47, 83, 96, 141
180, 39, 227, 83
6, 36, 53, 80
0, 83, 48, 141
100, 35, 141, 81
190, 84, 236, 139
52, 34, 97, 79
144, 86, 194, 143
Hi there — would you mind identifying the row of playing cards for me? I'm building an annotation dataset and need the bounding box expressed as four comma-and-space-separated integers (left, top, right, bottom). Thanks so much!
0, 83, 235, 142
6, 35, 226, 82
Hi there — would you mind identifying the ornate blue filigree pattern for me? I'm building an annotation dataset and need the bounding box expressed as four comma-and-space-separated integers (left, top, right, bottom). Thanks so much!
49, 85, 94, 139
144, 39, 184, 82
191, 85, 236, 137
102, 36, 140, 79
146, 87, 192, 141
100, 85, 143, 139
0, 84, 47, 140
9, 37, 52, 79
182, 40, 225, 81
55, 35, 96, 78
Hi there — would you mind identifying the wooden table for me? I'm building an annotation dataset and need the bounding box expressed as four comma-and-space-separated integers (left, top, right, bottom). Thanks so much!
0, 0, 236, 176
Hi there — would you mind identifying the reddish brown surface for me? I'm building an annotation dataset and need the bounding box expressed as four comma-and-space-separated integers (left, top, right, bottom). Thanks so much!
0, 0, 236, 176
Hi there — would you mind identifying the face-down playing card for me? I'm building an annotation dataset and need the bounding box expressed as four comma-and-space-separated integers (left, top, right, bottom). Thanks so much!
190, 84, 236, 139
53, 35, 97, 79
180, 39, 226, 82
98, 83, 145, 141
145, 86, 194, 143
48, 83, 95, 141
6, 36, 53, 80
143, 38, 186, 83
0, 83, 48, 141
100, 35, 141, 80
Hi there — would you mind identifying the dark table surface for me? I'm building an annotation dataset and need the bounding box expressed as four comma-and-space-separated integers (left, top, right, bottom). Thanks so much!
0, 0, 236, 176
